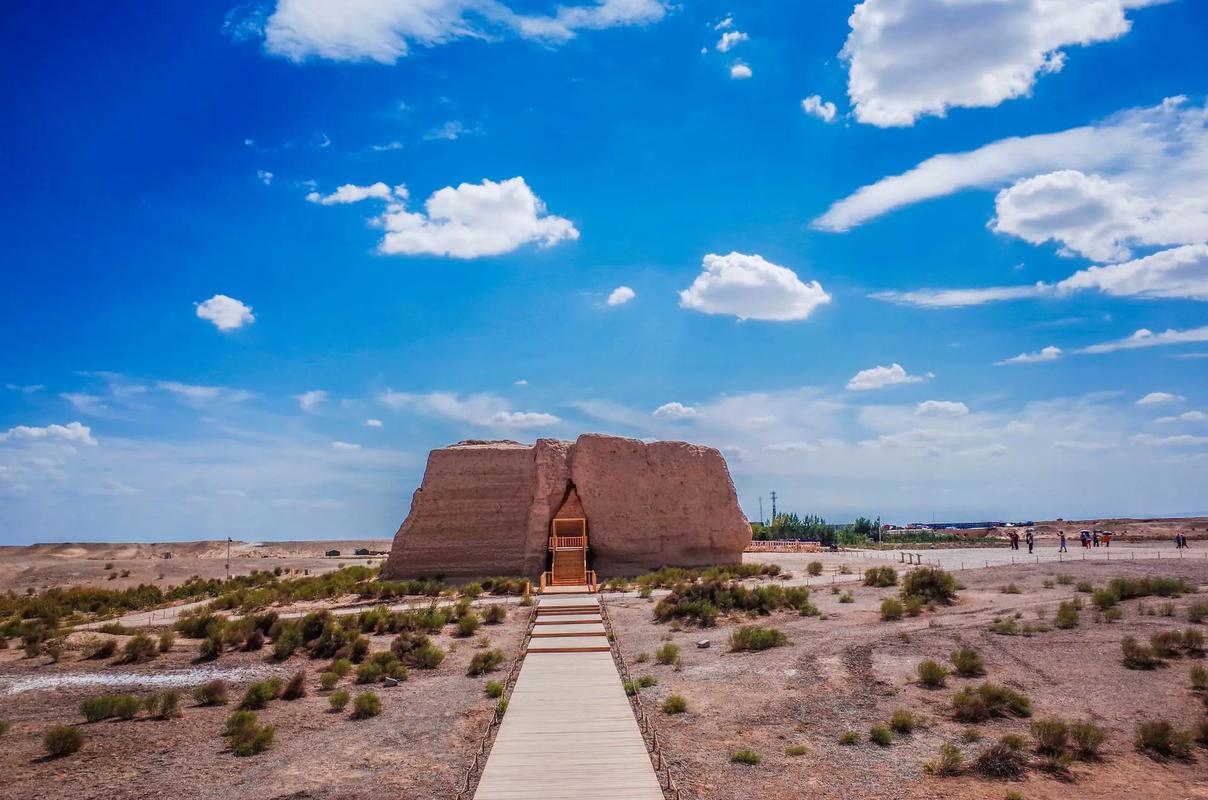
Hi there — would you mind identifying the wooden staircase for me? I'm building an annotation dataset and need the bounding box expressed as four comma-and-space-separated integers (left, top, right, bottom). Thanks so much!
539, 521, 597, 593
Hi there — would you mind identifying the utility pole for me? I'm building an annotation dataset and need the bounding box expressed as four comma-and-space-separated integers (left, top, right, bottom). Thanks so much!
226, 537, 231, 582
758, 496, 764, 526
770, 491, 777, 522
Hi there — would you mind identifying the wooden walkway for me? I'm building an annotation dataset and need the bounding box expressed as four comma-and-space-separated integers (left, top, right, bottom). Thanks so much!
472, 594, 664, 800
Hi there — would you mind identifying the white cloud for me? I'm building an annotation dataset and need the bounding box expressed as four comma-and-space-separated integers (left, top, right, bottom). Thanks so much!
425, 120, 474, 141
1136, 392, 1184, 406
306, 182, 395, 205
846, 363, 932, 391
257, 169, 274, 185
606, 286, 635, 306
729, 63, 752, 79
801, 95, 837, 123
370, 141, 405, 152
1131, 433, 1208, 447
378, 389, 560, 428
158, 382, 254, 404
514, 379, 528, 386
842, 0, 1163, 127
294, 390, 329, 412
365, 418, 383, 427
330, 441, 362, 451
0, 422, 96, 446
1055, 244, 1208, 301
997, 346, 1063, 366
652, 402, 698, 420
60, 392, 109, 414
716, 30, 748, 52
816, 97, 1205, 231
874, 284, 1047, 308
1156, 410, 1208, 423
6, 384, 43, 394
714, 16, 733, 30
915, 400, 969, 418
1080, 325, 1208, 354
764, 441, 819, 453
261, 0, 667, 63
196, 294, 255, 331
377, 177, 578, 258
678, 252, 831, 321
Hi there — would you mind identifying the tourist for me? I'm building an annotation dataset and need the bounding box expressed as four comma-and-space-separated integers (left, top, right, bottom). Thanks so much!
1058, 531, 1068, 553
1080, 530, 1091, 549
1008, 530, 1019, 550
1092, 530, 1100, 547
1102, 530, 1112, 547
1025, 528, 1035, 554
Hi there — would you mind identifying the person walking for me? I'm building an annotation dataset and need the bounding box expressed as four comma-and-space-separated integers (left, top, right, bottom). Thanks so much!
1081, 530, 1091, 549
1102, 530, 1112, 548
1092, 530, 1100, 547
1058, 531, 1068, 553
1026, 528, 1035, 554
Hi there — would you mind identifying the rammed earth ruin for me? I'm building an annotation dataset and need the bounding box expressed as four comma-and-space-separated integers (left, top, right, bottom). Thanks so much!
382, 434, 752, 582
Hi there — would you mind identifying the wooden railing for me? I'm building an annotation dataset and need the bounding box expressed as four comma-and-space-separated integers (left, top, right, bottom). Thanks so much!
550, 535, 587, 550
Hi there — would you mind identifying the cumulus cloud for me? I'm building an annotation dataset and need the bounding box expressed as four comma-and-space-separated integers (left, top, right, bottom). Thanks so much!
729, 63, 752, 79
652, 402, 698, 420
306, 182, 395, 205
801, 95, 837, 123
846, 363, 932, 391
294, 390, 328, 412
714, 16, 733, 30
997, 346, 1063, 365
716, 30, 748, 52
196, 294, 255, 331
0, 421, 96, 446
1136, 391, 1184, 406
1156, 410, 1207, 423
606, 286, 635, 306
1080, 325, 1208, 354
678, 252, 831, 321
816, 97, 1205, 231
916, 400, 969, 417
259, 0, 667, 63
842, 0, 1163, 127
378, 389, 559, 428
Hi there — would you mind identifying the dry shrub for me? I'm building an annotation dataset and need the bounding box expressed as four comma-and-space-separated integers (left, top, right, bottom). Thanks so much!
1030, 718, 1068, 755
923, 742, 963, 776
1070, 720, 1107, 759
864, 566, 897, 587
1136, 719, 1193, 760
44, 725, 83, 757
729, 626, 787, 652
950, 646, 985, 677
972, 741, 1027, 779
917, 659, 948, 689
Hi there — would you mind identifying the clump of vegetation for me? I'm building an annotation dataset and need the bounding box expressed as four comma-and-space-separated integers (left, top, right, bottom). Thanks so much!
1121, 636, 1163, 670
652, 579, 801, 626
1191, 664, 1208, 691
240, 679, 282, 710
1055, 574, 1074, 585
785, 744, 808, 756
838, 591, 855, 604
198, 636, 223, 662
0, 719, 9, 735
225, 710, 274, 756
146, 691, 182, 720
1030, 718, 1068, 755
1150, 630, 1184, 658
961, 728, 982, 743
952, 683, 1031, 722
900, 567, 958, 605
119, 632, 157, 664
950, 646, 985, 677
457, 613, 481, 638
917, 659, 948, 689
880, 598, 903, 621
482, 604, 507, 624
655, 643, 681, 665
1135, 719, 1193, 760
86, 637, 119, 660
80, 694, 142, 723
352, 691, 382, 720
923, 742, 963, 776
319, 671, 339, 690
282, 670, 307, 700
1000, 584, 1022, 595
889, 709, 917, 734
1108, 576, 1193, 600
869, 725, 893, 746
44, 725, 83, 757
972, 741, 1027, 778
807, 561, 823, 577
1092, 588, 1118, 611
468, 649, 504, 676
157, 630, 175, 653
1183, 629, 1204, 656
329, 690, 351, 711
839, 730, 860, 745
1070, 720, 1107, 759
729, 626, 787, 652
494, 698, 508, 721
484, 680, 504, 698
391, 632, 445, 669
730, 749, 761, 765
193, 679, 228, 706
662, 694, 687, 714
865, 566, 897, 587
1054, 600, 1080, 629
1076, 581, 1094, 594
356, 662, 383, 684
634, 564, 780, 591
1187, 601, 1208, 624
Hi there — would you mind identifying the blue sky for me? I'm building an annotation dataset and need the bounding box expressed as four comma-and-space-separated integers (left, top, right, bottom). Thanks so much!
2, 0, 1207, 544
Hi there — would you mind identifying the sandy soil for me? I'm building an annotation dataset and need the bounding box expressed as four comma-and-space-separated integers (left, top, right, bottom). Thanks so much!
606, 557, 1208, 800
0, 605, 528, 800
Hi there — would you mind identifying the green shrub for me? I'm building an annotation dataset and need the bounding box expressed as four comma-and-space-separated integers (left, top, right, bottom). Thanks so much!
1070, 720, 1107, 759
356, 662, 383, 684
1102, 607, 1124, 623
1150, 630, 1183, 658
1109, 576, 1192, 600
282, 670, 307, 700
901, 567, 958, 604
950, 646, 985, 677
117, 633, 155, 663
923, 742, 963, 776
1076, 581, 1094, 593
785, 744, 808, 756
1184, 629, 1204, 656
1000, 584, 1022, 595
1191, 664, 1208, 691
457, 613, 481, 637
636, 674, 657, 688
838, 730, 859, 745
1188, 601, 1208, 624
81, 695, 117, 723
729, 626, 787, 652
157, 630, 175, 653
352, 691, 381, 719
1136, 719, 1193, 759
662, 694, 687, 714
880, 598, 903, 621
240, 680, 280, 710
495, 698, 508, 720
1055, 574, 1074, 585
869, 725, 892, 746
655, 643, 681, 665
730, 749, 761, 764
44, 725, 83, 757
1092, 589, 1118, 611
972, 741, 1026, 778
838, 591, 854, 603
1030, 718, 1068, 755
903, 595, 925, 616
226, 710, 274, 756
807, 561, 823, 577
270, 624, 301, 660
468, 649, 505, 676
1054, 600, 1079, 629
483, 604, 507, 624
999, 733, 1026, 751
319, 671, 339, 690
952, 683, 1030, 722
1122, 636, 1162, 669
112, 694, 141, 720
889, 709, 916, 734
193, 679, 229, 706
917, 659, 948, 689
864, 566, 897, 587
87, 638, 118, 659
484, 680, 504, 698
329, 690, 350, 711
198, 636, 222, 661
330, 658, 353, 677
961, 728, 982, 743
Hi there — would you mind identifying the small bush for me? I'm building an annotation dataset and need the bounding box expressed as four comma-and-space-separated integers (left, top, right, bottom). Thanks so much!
1076, 581, 1094, 593
157, 630, 175, 653
730, 749, 761, 765
1184, 629, 1204, 656
457, 613, 481, 637
923, 742, 963, 776
1030, 718, 1068, 755
240, 680, 280, 710
1136, 719, 1193, 760
282, 670, 307, 700
918, 659, 948, 689
950, 646, 985, 677
484, 680, 504, 698
330, 658, 353, 677
785, 744, 808, 756
838, 591, 854, 603
44, 725, 83, 757
244, 630, 265, 651
404, 644, 445, 669
352, 691, 381, 719
880, 598, 904, 621
483, 604, 507, 624
662, 694, 688, 714
807, 561, 823, 577
468, 649, 504, 676
1102, 607, 1123, 623
318, 671, 339, 690
1150, 630, 1183, 658
194, 679, 228, 706
1000, 584, 1022, 595
838, 730, 859, 745
889, 709, 916, 734
1070, 720, 1107, 759
0, 719, 9, 735
637, 674, 657, 688
655, 643, 681, 665
198, 636, 222, 662
953, 683, 1030, 722
1054, 600, 1079, 629
356, 662, 383, 684
972, 741, 1027, 778
495, 698, 508, 720
901, 567, 958, 605
81, 696, 117, 723
226, 711, 274, 756
1122, 636, 1162, 669
87, 638, 119, 660
151, 691, 181, 720
729, 626, 787, 652
1191, 664, 1208, 691
864, 566, 897, 587
961, 728, 982, 743
1055, 574, 1074, 585
1188, 601, 1208, 624
903, 595, 925, 617
329, 690, 350, 711
869, 725, 893, 746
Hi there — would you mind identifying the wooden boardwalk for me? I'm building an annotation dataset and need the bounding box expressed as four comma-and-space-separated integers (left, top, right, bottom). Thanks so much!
472, 594, 664, 800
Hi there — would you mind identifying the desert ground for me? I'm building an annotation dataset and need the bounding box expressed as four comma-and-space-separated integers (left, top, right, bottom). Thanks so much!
1, 532, 1207, 799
